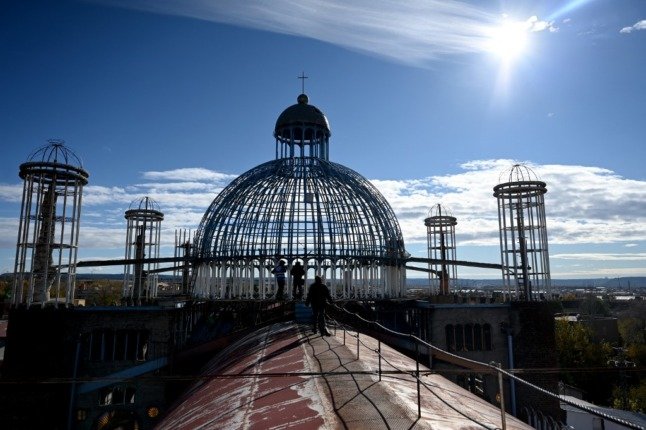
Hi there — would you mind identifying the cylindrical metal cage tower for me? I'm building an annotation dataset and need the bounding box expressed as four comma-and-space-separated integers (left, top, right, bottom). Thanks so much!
122, 197, 163, 304
193, 93, 407, 300
12, 140, 89, 307
424, 204, 457, 295
494, 164, 551, 301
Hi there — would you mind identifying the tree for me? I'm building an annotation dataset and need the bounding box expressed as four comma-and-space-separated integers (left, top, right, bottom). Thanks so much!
555, 320, 615, 404
580, 295, 610, 317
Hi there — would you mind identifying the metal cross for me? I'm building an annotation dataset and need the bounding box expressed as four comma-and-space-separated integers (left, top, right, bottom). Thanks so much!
298, 72, 308, 93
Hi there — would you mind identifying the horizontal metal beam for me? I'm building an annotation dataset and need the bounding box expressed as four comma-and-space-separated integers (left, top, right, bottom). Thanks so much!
75, 256, 186, 268
405, 257, 503, 270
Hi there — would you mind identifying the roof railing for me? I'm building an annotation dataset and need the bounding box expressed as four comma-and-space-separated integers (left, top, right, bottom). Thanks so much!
328, 303, 644, 430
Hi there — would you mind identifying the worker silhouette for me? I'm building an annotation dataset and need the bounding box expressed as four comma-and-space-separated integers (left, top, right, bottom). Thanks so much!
290, 261, 305, 300
271, 260, 287, 300
305, 275, 333, 336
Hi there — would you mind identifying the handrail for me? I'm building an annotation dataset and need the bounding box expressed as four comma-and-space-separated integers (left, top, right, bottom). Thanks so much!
329, 303, 645, 430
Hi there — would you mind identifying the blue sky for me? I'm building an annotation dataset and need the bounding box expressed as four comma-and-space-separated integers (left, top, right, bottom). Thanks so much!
1, 0, 645, 279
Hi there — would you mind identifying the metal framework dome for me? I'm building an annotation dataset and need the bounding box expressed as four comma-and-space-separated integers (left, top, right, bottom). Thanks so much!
193, 93, 406, 299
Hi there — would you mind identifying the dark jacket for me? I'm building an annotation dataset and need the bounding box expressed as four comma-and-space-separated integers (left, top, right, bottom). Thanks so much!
305, 280, 332, 309
290, 264, 305, 281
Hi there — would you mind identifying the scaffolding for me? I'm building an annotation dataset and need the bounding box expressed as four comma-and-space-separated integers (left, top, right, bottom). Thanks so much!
494, 164, 551, 301
12, 140, 89, 307
193, 93, 407, 299
424, 204, 457, 295
174, 229, 192, 295
122, 197, 163, 304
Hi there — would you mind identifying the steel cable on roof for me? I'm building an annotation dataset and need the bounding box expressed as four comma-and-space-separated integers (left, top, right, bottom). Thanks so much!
329, 303, 645, 430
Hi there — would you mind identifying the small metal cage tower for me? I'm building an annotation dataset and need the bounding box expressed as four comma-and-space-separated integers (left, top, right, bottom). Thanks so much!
494, 164, 551, 301
122, 197, 163, 304
12, 140, 89, 307
424, 204, 458, 295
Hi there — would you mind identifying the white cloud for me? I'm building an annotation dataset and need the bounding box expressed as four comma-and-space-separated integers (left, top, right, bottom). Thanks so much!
620, 19, 646, 34
552, 253, 646, 261
525, 15, 558, 33
367, 160, 646, 250
142, 168, 237, 183
83, 185, 131, 205
0, 184, 23, 202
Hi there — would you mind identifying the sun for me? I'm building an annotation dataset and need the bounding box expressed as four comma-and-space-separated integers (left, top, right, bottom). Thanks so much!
486, 19, 529, 61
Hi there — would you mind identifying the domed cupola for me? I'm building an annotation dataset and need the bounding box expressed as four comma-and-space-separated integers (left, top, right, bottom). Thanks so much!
274, 93, 331, 161
193, 92, 406, 300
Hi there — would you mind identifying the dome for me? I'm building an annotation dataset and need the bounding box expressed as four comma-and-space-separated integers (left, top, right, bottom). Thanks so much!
19, 139, 89, 185
193, 92, 406, 299
125, 196, 164, 221
195, 157, 404, 263
493, 164, 547, 199
274, 93, 331, 140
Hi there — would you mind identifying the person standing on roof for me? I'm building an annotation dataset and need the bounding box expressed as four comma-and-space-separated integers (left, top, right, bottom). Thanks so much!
305, 275, 333, 336
290, 261, 305, 300
271, 260, 287, 300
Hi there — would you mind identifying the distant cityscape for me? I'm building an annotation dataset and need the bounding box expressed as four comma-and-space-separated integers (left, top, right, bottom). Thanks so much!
4, 272, 643, 290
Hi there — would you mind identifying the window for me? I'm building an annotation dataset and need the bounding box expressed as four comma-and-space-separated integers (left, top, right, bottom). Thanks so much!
455, 324, 464, 351
474, 324, 483, 350
483, 324, 492, 351
444, 323, 493, 352
445, 325, 455, 351
89, 329, 150, 362
464, 324, 474, 351
99, 385, 136, 406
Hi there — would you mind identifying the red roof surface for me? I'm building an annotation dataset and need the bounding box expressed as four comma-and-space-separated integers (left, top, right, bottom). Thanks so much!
157, 322, 531, 429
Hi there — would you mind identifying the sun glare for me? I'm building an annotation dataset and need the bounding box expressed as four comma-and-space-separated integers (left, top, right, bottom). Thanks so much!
487, 20, 529, 61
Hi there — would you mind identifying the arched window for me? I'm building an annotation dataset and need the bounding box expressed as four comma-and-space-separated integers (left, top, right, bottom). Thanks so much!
474, 323, 483, 350
483, 323, 492, 350
445, 324, 455, 351
455, 324, 464, 351
464, 324, 474, 351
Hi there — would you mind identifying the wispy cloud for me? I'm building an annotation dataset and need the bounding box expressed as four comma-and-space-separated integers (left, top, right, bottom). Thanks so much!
0, 184, 22, 202
89, 0, 555, 66
142, 167, 237, 183
620, 19, 646, 34
552, 253, 646, 261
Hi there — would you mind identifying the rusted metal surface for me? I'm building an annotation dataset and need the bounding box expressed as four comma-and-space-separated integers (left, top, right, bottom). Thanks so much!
157, 322, 532, 429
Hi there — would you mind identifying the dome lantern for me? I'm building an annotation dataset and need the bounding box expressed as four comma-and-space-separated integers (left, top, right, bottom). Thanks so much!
274, 93, 331, 161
